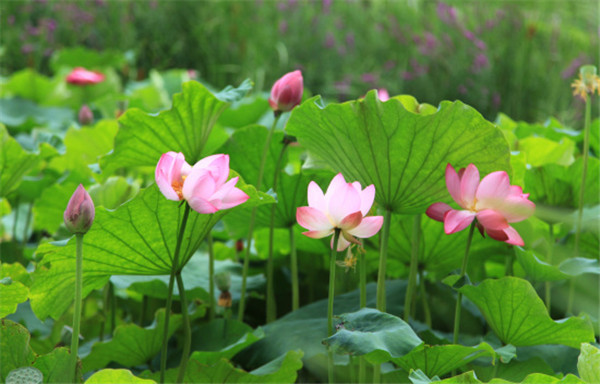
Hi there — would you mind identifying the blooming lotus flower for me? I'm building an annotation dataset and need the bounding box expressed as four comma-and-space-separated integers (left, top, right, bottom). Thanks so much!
64, 184, 95, 234
155, 152, 249, 214
66, 67, 105, 85
268, 70, 303, 113
426, 164, 535, 246
296, 173, 384, 251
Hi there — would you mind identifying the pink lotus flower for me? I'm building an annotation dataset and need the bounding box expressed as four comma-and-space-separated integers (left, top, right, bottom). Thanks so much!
268, 70, 303, 113
66, 67, 105, 85
377, 88, 390, 101
426, 164, 535, 246
64, 184, 95, 234
155, 152, 249, 214
296, 173, 384, 251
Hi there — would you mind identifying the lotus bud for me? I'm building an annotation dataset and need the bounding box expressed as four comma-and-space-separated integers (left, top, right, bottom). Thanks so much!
78, 104, 93, 125
214, 271, 231, 292
268, 70, 303, 114
64, 184, 95, 234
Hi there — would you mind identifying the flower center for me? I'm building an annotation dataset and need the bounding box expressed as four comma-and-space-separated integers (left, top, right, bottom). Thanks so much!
171, 175, 187, 200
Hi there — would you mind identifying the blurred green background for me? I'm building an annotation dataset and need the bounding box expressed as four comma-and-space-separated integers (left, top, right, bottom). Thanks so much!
1, 0, 598, 122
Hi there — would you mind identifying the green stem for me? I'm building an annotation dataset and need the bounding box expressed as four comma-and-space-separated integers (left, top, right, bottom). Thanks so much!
12, 196, 20, 240
99, 283, 109, 341
568, 95, 592, 316
328, 229, 341, 384
175, 273, 191, 383
505, 250, 514, 276
21, 203, 32, 245
359, 251, 367, 309
140, 295, 148, 326
109, 282, 115, 335
160, 203, 191, 384
208, 234, 215, 320
290, 226, 299, 311
404, 215, 421, 321
453, 222, 476, 345
266, 142, 288, 323
349, 355, 356, 384
419, 269, 432, 328
373, 365, 381, 384
545, 223, 554, 313
359, 358, 366, 384
69, 233, 84, 383
376, 209, 392, 312
238, 115, 280, 322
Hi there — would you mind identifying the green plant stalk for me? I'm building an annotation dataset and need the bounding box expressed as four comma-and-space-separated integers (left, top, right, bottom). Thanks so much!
109, 282, 116, 335
290, 226, 299, 311
373, 365, 381, 384
453, 222, 476, 346
505, 250, 514, 276
266, 142, 288, 323
419, 269, 432, 328
140, 294, 148, 326
328, 229, 341, 384
69, 233, 84, 383
207, 234, 215, 320
238, 114, 280, 322
12, 196, 19, 240
568, 94, 592, 315
376, 209, 392, 312
545, 223, 554, 312
99, 283, 109, 341
359, 250, 367, 384
22, 203, 32, 245
404, 214, 421, 321
349, 355, 356, 383
160, 203, 191, 384
176, 273, 191, 383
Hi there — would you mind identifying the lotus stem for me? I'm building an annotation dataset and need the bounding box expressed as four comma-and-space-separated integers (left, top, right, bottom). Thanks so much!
328, 229, 341, 384
208, 234, 215, 320
176, 272, 191, 383
266, 141, 288, 323
453, 221, 476, 345
376, 209, 392, 312
69, 233, 84, 383
290, 226, 299, 311
404, 214, 421, 321
160, 203, 191, 384
239, 114, 280, 322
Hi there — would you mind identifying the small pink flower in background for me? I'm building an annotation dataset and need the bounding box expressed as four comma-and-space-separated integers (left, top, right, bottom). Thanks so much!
426, 164, 535, 246
155, 153, 249, 214
268, 70, 303, 113
64, 184, 95, 234
377, 89, 390, 101
66, 67, 105, 85
297, 173, 384, 251
78, 104, 93, 125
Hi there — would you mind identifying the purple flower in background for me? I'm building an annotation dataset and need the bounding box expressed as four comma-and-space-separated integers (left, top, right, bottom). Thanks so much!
21, 44, 34, 54
472, 53, 489, 73
436, 2, 457, 25
458, 84, 468, 94
324, 32, 335, 48
417, 32, 438, 55
279, 20, 288, 34
384, 60, 396, 71
26, 25, 40, 36
492, 92, 501, 109
8, 15, 15, 25
361, 73, 377, 85
410, 59, 428, 76
561, 55, 585, 79
277, 1, 287, 11
475, 39, 486, 50
345, 32, 355, 50
463, 30, 475, 41
322, 0, 332, 14
402, 71, 414, 81
45, 18, 57, 32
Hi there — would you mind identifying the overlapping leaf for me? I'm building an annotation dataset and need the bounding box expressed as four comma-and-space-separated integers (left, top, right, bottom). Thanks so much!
460, 277, 594, 348
286, 92, 511, 213
101, 80, 250, 175
85, 369, 156, 384
30, 182, 273, 320
0, 125, 40, 197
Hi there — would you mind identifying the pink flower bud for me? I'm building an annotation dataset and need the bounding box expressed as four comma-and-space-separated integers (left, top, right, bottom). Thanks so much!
64, 184, 95, 234
268, 70, 303, 113
66, 67, 105, 86
78, 104, 93, 125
